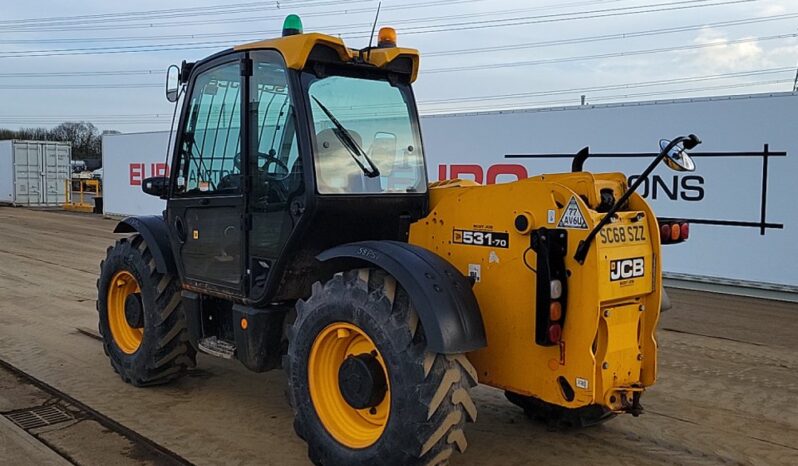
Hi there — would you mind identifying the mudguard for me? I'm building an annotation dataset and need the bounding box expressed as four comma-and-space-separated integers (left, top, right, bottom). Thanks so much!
114, 216, 176, 275
317, 240, 487, 354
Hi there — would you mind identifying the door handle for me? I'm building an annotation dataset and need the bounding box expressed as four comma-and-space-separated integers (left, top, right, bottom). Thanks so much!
199, 198, 210, 206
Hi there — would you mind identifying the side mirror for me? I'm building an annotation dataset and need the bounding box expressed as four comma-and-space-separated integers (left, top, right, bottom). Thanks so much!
142, 176, 169, 198
166, 64, 180, 103
659, 138, 697, 172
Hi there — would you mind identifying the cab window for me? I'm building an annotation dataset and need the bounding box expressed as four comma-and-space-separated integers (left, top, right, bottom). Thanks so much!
249, 51, 301, 207
305, 73, 426, 194
175, 61, 242, 194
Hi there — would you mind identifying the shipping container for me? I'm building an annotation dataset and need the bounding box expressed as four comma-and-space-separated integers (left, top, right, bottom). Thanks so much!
100, 91, 798, 291
0, 140, 71, 206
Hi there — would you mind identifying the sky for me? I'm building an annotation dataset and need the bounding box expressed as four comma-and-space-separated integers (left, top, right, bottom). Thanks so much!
0, 0, 796, 133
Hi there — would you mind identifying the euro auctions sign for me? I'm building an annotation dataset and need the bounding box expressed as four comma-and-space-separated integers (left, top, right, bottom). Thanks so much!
128, 162, 169, 186
103, 131, 174, 218
102, 92, 798, 290
422, 92, 798, 290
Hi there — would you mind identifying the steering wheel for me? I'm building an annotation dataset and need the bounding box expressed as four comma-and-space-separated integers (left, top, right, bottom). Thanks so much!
233, 150, 291, 181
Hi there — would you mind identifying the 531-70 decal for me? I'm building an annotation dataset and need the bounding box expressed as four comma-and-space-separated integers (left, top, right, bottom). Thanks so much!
453, 229, 509, 248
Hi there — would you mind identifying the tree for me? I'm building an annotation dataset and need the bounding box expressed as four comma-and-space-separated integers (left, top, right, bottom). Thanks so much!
0, 121, 114, 164
50, 122, 102, 161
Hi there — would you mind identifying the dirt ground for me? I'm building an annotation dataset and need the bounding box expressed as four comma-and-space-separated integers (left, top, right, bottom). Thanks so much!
0, 206, 796, 465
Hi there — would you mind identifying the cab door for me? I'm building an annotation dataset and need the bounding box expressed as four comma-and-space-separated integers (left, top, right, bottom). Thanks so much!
246, 50, 305, 300
167, 53, 248, 295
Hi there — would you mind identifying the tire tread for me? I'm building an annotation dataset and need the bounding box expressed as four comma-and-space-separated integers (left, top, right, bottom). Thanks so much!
96, 234, 196, 387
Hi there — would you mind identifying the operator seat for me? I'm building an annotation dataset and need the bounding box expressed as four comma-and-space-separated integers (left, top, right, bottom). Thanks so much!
315, 128, 381, 193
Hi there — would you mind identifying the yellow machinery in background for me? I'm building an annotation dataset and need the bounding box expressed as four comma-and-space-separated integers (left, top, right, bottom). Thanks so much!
64, 178, 101, 213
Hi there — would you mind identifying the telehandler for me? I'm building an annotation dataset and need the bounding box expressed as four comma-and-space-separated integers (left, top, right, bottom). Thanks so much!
97, 15, 697, 465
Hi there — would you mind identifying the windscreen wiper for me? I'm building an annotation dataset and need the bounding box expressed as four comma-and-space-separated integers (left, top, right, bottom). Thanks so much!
311, 96, 380, 178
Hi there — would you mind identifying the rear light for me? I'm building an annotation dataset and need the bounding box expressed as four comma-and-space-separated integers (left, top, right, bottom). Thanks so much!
550, 279, 562, 300
670, 224, 680, 241
549, 301, 562, 321
659, 219, 689, 244
531, 228, 568, 346
547, 324, 562, 343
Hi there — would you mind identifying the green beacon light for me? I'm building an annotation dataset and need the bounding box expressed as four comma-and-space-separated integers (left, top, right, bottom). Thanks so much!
282, 14, 303, 37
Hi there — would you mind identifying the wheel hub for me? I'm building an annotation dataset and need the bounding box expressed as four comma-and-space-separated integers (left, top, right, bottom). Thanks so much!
338, 353, 387, 409
124, 293, 144, 328
308, 322, 391, 448
107, 270, 143, 354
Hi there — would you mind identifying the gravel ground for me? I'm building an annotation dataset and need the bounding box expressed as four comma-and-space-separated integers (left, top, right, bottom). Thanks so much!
0, 206, 795, 465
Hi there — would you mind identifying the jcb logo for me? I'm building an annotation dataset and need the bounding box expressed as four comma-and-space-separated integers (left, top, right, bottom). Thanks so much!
610, 257, 645, 281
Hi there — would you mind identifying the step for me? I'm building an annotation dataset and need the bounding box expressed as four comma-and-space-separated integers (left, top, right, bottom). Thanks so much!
197, 336, 236, 359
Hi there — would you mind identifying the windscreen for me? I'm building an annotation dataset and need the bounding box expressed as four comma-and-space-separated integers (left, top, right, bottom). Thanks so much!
305, 74, 427, 194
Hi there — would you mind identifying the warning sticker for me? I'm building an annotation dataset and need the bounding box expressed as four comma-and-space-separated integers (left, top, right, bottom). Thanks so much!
557, 196, 588, 229
468, 264, 481, 283
575, 377, 589, 389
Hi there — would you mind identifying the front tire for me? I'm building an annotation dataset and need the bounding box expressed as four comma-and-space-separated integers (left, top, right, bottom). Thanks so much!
286, 269, 478, 466
97, 234, 196, 386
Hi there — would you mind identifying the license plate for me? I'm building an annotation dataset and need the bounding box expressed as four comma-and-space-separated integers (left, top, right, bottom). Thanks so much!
599, 225, 646, 245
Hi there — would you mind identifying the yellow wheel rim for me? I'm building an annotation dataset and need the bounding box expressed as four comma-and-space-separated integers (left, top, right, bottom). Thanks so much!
308, 322, 391, 449
107, 270, 143, 354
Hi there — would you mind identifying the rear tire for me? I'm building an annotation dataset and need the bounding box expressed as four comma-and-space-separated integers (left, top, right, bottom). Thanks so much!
97, 234, 196, 386
505, 391, 615, 428
286, 269, 478, 466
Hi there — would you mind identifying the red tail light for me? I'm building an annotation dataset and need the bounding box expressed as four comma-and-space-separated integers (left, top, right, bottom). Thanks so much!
659, 219, 690, 244
548, 324, 562, 343
670, 224, 680, 241
660, 224, 670, 241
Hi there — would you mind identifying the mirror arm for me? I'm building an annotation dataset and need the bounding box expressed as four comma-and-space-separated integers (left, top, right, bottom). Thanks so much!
572, 146, 590, 172
573, 137, 688, 264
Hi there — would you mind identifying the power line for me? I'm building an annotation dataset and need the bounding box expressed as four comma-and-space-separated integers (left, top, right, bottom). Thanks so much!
0, 41, 798, 92
3, 7, 792, 62
1, 69, 792, 121
0, 0, 760, 59
0, 0, 373, 29
0, 76, 788, 127
0, 70, 164, 78
423, 33, 798, 74
421, 79, 794, 114
3, 9, 796, 79
424, 12, 798, 57
0, 0, 471, 46
0, 0, 599, 44
354, 0, 756, 38
0, 78, 789, 126
0, 83, 162, 89
419, 68, 796, 105
0, 0, 751, 38
0, 0, 476, 33
0, 34, 793, 86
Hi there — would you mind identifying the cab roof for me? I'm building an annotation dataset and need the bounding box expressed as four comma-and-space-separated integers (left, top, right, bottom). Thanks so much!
233, 32, 420, 83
